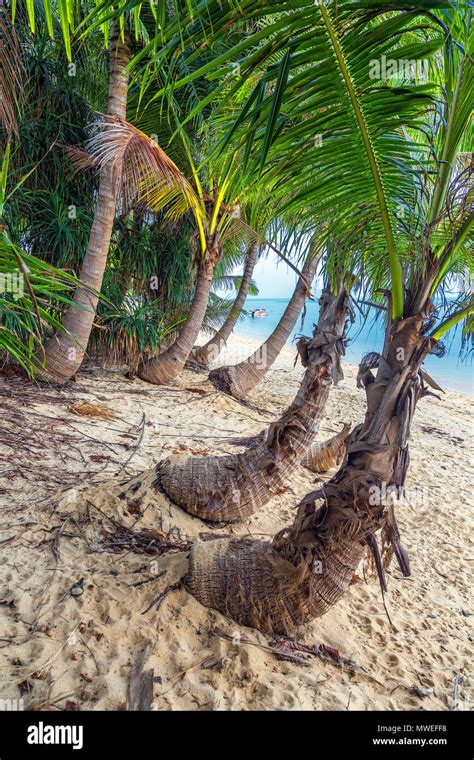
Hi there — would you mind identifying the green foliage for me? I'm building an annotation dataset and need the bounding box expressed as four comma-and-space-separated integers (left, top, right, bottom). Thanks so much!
4, 0, 472, 369
93, 293, 185, 375
0, 230, 84, 375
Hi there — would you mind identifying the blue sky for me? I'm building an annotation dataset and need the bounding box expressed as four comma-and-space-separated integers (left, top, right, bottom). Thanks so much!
249, 254, 301, 298
219, 251, 318, 299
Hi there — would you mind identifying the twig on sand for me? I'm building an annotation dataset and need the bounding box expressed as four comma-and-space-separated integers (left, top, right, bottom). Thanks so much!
0, 527, 30, 547
115, 412, 146, 476
79, 636, 101, 676
51, 517, 70, 562
390, 683, 433, 699
131, 571, 166, 587
211, 629, 310, 665
155, 655, 215, 699
141, 579, 184, 615
211, 629, 383, 684
86, 501, 191, 558
28, 689, 79, 712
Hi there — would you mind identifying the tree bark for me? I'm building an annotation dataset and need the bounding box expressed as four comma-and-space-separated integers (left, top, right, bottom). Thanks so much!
302, 422, 351, 473
209, 248, 319, 399
118, 286, 350, 522
187, 309, 436, 634
192, 241, 258, 367
138, 252, 218, 385
35, 25, 130, 383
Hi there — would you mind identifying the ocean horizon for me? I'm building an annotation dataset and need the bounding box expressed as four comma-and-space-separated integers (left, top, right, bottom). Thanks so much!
235, 296, 473, 395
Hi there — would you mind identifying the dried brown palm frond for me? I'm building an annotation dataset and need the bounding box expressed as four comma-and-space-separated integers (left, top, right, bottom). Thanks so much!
71, 115, 203, 222
67, 400, 118, 420
63, 145, 100, 174
0, 14, 24, 138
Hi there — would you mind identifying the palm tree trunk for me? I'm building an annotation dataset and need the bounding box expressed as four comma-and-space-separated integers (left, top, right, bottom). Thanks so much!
302, 422, 351, 473
36, 26, 130, 383
138, 253, 217, 385
187, 311, 434, 634
192, 241, 258, 367
119, 286, 350, 522
209, 250, 318, 398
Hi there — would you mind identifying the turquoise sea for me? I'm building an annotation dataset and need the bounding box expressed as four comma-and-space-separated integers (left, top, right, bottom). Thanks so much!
235, 296, 473, 395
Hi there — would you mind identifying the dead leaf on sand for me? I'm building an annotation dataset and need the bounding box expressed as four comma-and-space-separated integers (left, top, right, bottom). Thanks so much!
68, 400, 118, 420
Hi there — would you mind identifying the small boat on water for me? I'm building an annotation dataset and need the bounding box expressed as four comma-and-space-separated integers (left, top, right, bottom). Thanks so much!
250, 309, 268, 318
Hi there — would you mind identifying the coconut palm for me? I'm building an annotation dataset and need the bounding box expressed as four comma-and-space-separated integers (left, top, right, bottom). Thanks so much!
35, 21, 131, 381
117, 280, 351, 522
137, 161, 254, 385
177, 1, 474, 632
191, 239, 259, 367
190, 191, 286, 367
209, 233, 320, 397
118, 0, 471, 631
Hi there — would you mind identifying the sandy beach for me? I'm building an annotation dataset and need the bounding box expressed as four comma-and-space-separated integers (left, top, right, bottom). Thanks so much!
0, 333, 472, 711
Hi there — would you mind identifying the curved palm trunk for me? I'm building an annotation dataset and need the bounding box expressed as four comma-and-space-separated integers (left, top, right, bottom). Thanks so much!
209, 250, 318, 398
302, 422, 351, 473
138, 253, 218, 385
187, 310, 434, 634
192, 241, 258, 367
35, 26, 130, 383
118, 286, 350, 522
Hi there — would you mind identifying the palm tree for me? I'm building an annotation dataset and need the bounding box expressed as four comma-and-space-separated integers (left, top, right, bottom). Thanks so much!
183, 3, 473, 633
191, 239, 259, 367
137, 0, 473, 632
190, 192, 286, 368
209, 235, 320, 397
35, 22, 131, 382
136, 173, 250, 384
137, 239, 223, 384
79, 112, 264, 385
118, 282, 351, 522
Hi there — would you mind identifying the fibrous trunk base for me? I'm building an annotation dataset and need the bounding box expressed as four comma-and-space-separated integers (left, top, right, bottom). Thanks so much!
187, 531, 365, 635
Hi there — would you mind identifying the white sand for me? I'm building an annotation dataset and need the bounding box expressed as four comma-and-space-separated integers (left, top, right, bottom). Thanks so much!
0, 333, 472, 711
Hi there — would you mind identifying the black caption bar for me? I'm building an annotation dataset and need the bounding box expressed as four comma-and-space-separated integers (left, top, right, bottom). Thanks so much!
0, 710, 470, 758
